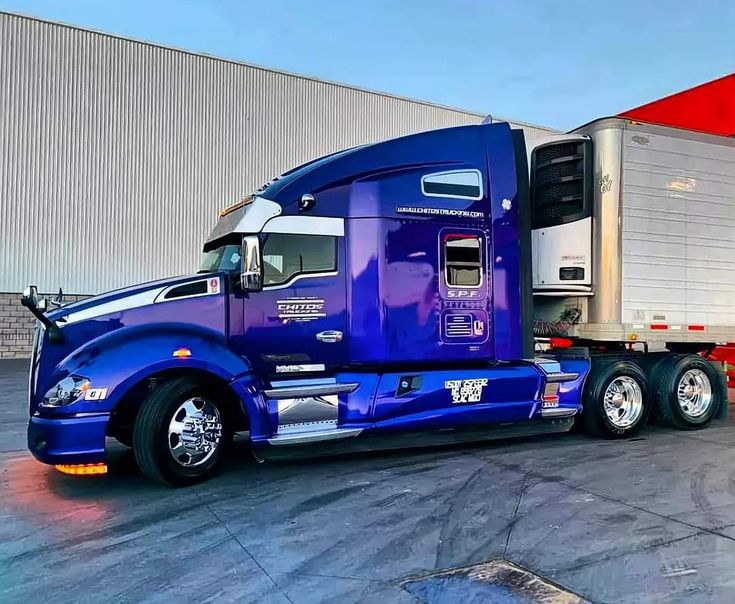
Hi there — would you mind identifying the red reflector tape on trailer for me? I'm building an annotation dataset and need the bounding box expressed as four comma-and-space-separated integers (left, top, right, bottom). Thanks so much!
688, 325, 706, 331
650, 324, 668, 330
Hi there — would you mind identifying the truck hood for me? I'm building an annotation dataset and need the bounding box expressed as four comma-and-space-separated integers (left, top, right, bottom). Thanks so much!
29, 273, 230, 416
47, 274, 218, 325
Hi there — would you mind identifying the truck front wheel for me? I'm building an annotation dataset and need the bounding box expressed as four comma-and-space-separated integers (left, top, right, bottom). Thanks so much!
133, 377, 229, 486
583, 360, 650, 438
652, 354, 721, 430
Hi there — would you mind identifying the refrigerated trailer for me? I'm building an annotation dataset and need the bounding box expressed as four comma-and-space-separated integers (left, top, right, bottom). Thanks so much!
22, 118, 729, 486
531, 118, 735, 349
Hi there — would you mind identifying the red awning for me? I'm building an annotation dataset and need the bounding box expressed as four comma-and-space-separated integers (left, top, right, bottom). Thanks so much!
618, 73, 735, 137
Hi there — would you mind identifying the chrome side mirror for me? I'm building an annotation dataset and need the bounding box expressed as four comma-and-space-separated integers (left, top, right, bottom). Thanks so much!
241, 235, 263, 292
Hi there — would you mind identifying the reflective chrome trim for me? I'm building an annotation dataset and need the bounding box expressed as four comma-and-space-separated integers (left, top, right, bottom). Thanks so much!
278, 418, 338, 434
534, 358, 561, 373
541, 407, 578, 418
62, 288, 164, 324
316, 330, 343, 343
233, 196, 282, 234
263, 216, 344, 237
262, 271, 339, 291
603, 376, 643, 428
167, 397, 223, 467
267, 427, 363, 446
677, 369, 713, 419
544, 372, 580, 383
277, 395, 339, 427
206, 195, 282, 244
264, 382, 358, 399
421, 169, 484, 201
533, 290, 595, 297
275, 363, 326, 374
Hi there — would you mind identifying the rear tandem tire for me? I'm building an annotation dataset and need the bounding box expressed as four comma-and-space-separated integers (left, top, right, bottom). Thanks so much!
133, 377, 229, 487
651, 354, 721, 430
583, 359, 650, 439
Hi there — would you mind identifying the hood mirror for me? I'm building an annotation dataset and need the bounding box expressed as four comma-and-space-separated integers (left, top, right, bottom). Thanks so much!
20, 285, 63, 343
241, 235, 263, 292
22, 286, 39, 306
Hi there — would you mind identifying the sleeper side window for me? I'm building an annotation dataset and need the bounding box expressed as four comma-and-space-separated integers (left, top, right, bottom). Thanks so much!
422, 169, 483, 200
444, 235, 482, 287
262, 233, 337, 287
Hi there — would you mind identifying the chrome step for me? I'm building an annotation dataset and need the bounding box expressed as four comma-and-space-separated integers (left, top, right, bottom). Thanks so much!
544, 372, 579, 383
264, 382, 358, 399
267, 427, 363, 446
541, 407, 578, 418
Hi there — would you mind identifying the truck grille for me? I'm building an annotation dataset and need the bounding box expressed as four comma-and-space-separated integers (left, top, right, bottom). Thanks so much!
531, 140, 592, 229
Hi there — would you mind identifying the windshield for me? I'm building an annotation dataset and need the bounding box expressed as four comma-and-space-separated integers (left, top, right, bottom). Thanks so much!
199, 244, 242, 273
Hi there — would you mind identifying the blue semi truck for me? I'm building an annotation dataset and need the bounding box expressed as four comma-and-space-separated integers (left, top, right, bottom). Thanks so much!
22, 121, 727, 485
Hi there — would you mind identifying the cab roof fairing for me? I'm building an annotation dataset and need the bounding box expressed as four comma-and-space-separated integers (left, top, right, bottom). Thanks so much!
203, 122, 513, 248
262, 124, 502, 209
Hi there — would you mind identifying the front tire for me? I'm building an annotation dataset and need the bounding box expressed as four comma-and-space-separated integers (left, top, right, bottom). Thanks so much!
583, 359, 650, 438
652, 354, 721, 430
133, 377, 229, 486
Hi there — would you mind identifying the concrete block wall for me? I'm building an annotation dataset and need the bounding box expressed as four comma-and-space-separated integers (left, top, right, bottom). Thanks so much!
0, 293, 87, 358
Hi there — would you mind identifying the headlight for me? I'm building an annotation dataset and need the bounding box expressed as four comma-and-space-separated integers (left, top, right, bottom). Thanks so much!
41, 375, 90, 407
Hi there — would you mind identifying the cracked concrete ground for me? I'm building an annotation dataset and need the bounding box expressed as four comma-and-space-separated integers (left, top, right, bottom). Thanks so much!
3, 358, 735, 603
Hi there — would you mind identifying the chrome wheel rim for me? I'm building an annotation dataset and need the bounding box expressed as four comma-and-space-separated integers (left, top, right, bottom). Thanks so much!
603, 376, 643, 428
167, 397, 223, 467
677, 369, 712, 419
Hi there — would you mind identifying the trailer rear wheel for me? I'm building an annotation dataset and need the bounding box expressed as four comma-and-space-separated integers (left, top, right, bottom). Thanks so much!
652, 354, 720, 430
133, 377, 229, 486
583, 360, 649, 438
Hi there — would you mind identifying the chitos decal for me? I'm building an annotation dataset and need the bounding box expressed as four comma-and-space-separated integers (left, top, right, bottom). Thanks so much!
277, 297, 326, 324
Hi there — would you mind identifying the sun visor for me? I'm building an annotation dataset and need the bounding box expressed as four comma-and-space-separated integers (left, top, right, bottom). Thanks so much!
205, 196, 282, 247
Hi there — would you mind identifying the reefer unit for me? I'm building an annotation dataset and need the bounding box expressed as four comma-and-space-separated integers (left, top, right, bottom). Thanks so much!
531, 117, 735, 348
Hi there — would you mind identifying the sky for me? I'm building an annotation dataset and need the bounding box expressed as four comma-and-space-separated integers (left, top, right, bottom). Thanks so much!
1, 0, 733, 130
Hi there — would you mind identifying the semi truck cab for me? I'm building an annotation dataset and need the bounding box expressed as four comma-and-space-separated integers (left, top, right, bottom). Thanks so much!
24, 120, 724, 486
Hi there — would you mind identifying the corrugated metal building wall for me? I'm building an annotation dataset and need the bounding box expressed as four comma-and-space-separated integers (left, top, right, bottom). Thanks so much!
0, 11, 553, 295
0, 12, 554, 357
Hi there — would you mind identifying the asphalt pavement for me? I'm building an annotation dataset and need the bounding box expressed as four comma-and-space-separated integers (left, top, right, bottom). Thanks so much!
3, 358, 735, 603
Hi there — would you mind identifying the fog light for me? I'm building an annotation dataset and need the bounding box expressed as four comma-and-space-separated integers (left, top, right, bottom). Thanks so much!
54, 463, 107, 476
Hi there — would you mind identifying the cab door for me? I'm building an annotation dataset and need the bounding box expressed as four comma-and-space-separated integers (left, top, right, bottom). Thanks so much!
238, 217, 348, 376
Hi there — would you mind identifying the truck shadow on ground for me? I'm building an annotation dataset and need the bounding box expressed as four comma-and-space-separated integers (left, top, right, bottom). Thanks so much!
36, 429, 602, 501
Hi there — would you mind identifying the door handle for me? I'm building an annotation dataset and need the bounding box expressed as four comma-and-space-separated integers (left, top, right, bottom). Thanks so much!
316, 330, 343, 343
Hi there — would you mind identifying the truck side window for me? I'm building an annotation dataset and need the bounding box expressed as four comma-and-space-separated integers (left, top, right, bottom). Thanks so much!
422, 169, 483, 200
262, 233, 337, 287
445, 235, 482, 287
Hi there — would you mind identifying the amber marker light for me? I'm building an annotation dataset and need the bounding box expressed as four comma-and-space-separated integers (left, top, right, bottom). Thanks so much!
173, 347, 192, 358
55, 463, 108, 476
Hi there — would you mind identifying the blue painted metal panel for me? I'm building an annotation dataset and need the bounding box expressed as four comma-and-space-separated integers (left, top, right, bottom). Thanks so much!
26, 122, 590, 470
